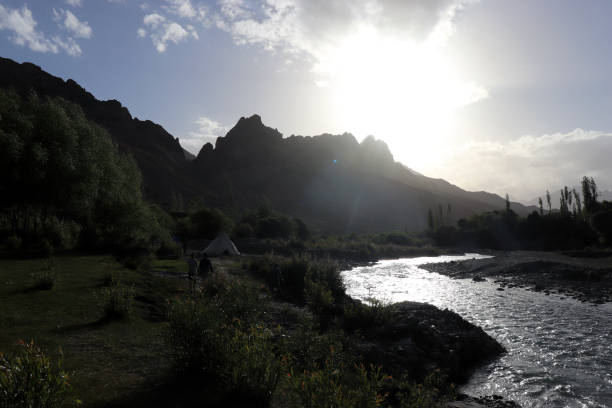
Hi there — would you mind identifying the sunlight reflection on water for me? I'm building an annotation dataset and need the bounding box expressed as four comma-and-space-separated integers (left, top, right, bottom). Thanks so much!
341, 254, 612, 408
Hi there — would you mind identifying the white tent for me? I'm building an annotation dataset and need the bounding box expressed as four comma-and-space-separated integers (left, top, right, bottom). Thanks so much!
203, 232, 240, 256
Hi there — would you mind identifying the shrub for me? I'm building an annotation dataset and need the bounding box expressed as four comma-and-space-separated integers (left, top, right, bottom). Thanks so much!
3, 235, 22, 252
165, 297, 224, 370
394, 370, 457, 408
248, 254, 345, 310
165, 289, 280, 403
155, 240, 182, 259
343, 299, 393, 333
283, 349, 389, 408
234, 223, 255, 239
100, 282, 135, 320
201, 273, 264, 325
0, 340, 72, 408
114, 246, 152, 271
30, 260, 57, 290
304, 279, 335, 322
223, 324, 281, 403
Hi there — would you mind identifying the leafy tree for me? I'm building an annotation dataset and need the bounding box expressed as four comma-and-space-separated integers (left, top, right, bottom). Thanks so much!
581, 176, 599, 214
427, 208, 434, 230
0, 88, 165, 253
538, 197, 544, 215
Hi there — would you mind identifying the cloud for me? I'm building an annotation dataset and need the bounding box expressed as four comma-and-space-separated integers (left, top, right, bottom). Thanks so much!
163, 0, 207, 20
141, 12, 198, 52
431, 129, 612, 201
219, 0, 250, 20
211, 0, 471, 60
143, 12, 166, 28
52, 35, 82, 56
65, 0, 82, 7
53, 9, 92, 39
181, 116, 229, 154
0, 4, 83, 56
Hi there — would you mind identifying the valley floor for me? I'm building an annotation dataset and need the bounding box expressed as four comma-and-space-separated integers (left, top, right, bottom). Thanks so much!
0, 252, 522, 407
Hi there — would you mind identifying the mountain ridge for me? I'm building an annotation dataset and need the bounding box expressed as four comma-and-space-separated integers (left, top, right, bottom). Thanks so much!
0, 56, 535, 232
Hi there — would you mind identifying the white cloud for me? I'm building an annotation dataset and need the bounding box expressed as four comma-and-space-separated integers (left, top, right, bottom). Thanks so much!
163, 0, 207, 20
65, 0, 82, 7
0, 4, 83, 56
52, 35, 82, 56
430, 129, 612, 201
219, 0, 250, 20
141, 12, 198, 52
143, 13, 166, 28
181, 116, 229, 154
53, 9, 92, 39
211, 0, 472, 61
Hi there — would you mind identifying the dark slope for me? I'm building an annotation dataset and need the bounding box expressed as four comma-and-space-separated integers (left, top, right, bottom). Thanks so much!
193, 115, 534, 232
1, 57, 535, 232
0, 57, 203, 202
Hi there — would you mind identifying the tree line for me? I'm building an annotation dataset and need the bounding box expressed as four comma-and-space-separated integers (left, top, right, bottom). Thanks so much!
0, 88, 171, 257
429, 177, 612, 250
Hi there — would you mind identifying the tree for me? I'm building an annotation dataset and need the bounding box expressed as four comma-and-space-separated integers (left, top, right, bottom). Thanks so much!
505, 193, 511, 213
546, 190, 552, 213
538, 197, 544, 216
427, 208, 434, 230
582, 176, 599, 214
573, 189, 582, 216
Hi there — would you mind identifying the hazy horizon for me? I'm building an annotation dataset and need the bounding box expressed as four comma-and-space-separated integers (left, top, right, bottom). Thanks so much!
1, 0, 612, 202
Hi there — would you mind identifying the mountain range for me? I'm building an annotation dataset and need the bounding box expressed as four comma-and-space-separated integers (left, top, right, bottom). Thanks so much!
0, 56, 535, 232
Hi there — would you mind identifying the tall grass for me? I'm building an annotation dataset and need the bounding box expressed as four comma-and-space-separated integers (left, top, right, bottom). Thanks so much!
0, 341, 72, 408
248, 254, 345, 306
165, 275, 279, 404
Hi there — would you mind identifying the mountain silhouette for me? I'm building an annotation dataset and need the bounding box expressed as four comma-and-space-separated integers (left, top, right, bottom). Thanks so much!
0, 57, 534, 232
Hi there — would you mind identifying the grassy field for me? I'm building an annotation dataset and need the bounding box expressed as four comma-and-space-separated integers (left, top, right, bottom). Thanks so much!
0, 255, 191, 407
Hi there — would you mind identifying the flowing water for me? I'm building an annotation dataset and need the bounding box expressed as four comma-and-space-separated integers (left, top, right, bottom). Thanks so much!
341, 254, 612, 408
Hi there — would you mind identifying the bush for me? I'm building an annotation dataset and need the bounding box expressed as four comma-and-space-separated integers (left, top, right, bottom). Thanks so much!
394, 370, 457, 408
3, 235, 22, 252
343, 299, 393, 333
165, 285, 280, 403
304, 280, 335, 319
0, 340, 72, 408
223, 324, 281, 403
156, 240, 182, 259
283, 349, 389, 408
234, 223, 255, 239
165, 297, 224, 370
30, 260, 57, 290
100, 282, 135, 320
114, 246, 152, 271
248, 254, 345, 310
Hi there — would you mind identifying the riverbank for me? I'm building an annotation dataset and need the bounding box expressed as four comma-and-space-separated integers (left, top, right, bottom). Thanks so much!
420, 250, 612, 304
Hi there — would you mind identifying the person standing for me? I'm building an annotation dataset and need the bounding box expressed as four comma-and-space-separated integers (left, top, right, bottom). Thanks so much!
198, 253, 213, 277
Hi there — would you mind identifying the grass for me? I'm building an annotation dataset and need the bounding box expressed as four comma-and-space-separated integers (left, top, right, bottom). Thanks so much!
0, 255, 183, 407
0, 253, 460, 408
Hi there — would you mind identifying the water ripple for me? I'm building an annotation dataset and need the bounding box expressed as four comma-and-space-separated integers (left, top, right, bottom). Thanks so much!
341, 254, 612, 408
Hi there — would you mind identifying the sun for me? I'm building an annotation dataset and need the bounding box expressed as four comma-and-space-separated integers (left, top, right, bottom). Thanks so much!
317, 27, 486, 171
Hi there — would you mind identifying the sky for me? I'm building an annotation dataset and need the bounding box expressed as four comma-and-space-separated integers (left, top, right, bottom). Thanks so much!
1, 0, 612, 202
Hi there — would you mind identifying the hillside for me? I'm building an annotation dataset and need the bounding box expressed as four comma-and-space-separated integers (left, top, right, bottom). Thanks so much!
0, 56, 534, 232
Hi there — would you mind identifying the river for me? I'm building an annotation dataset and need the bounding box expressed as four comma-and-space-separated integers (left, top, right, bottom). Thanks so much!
341, 254, 612, 408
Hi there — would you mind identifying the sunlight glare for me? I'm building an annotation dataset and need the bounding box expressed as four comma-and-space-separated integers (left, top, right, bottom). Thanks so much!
317, 27, 486, 170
